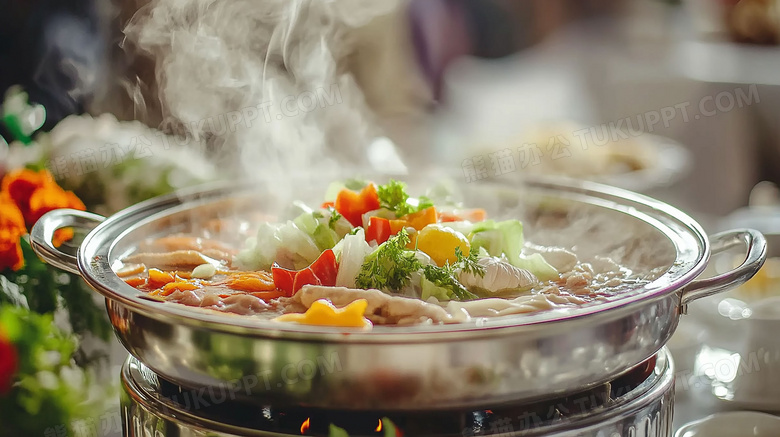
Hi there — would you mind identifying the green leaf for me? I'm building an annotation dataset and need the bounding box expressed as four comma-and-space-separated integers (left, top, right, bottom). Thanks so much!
328, 424, 351, 437
0, 305, 113, 437
382, 417, 399, 437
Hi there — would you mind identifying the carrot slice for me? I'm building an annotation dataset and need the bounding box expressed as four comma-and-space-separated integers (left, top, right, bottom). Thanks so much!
224, 272, 276, 292
148, 269, 175, 288
160, 281, 199, 296
124, 277, 147, 287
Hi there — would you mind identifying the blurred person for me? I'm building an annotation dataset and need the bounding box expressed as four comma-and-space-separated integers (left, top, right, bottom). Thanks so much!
408, 0, 628, 101
0, 0, 109, 141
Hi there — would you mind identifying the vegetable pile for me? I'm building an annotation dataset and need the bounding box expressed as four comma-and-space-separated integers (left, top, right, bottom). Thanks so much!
234, 179, 560, 305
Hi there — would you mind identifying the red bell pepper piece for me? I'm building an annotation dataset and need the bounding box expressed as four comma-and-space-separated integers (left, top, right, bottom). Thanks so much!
366, 216, 392, 244
272, 264, 297, 296
292, 268, 320, 292
272, 249, 339, 296
335, 183, 381, 227
309, 249, 338, 286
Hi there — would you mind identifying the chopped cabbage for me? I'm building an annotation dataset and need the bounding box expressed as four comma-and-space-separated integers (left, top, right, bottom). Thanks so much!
234, 223, 282, 270
512, 253, 559, 281
421, 277, 452, 301
234, 220, 320, 271
469, 219, 559, 280
335, 229, 372, 288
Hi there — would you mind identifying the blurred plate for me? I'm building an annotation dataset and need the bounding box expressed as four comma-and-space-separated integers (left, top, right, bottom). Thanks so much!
675, 411, 780, 437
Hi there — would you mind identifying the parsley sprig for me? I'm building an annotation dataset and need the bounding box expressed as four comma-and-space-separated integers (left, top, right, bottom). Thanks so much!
422, 265, 478, 301
454, 247, 486, 278
421, 248, 484, 301
355, 230, 422, 291
377, 180, 434, 217
326, 207, 343, 230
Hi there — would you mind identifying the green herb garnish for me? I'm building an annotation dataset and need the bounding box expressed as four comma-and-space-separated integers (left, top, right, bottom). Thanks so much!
377, 180, 433, 217
415, 195, 434, 212
327, 207, 343, 230
377, 180, 409, 213
421, 249, 483, 301
355, 230, 422, 291
455, 247, 486, 278
421, 263, 478, 301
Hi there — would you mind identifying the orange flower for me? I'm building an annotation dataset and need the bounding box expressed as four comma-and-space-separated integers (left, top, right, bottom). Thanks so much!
1, 169, 53, 222
0, 195, 26, 235
0, 228, 24, 272
52, 228, 74, 248
0, 196, 26, 272
0, 168, 86, 253
27, 185, 85, 226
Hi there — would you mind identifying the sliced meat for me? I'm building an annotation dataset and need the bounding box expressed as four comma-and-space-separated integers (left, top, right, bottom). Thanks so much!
447, 293, 587, 318
139, 235, 236, 255
163, 287, 271, 316
124, 250, 228, 270
116, 263, 145, 277
459, 257, 537, 294
222, 294, 271, 315
283, 286, 456, 325
559, 267, 594, 295
166, 289, 204, 307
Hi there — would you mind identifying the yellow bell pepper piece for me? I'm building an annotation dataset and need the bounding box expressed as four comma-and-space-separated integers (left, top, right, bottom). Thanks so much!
274, 299, 372, 329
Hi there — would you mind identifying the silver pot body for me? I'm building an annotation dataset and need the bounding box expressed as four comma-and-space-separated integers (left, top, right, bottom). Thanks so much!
31, 177, 765, 409
120, 349, 676, 437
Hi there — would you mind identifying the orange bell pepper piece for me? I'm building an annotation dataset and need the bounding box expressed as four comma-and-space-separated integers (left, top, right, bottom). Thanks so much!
401, 207, 437, 231
334, 184, 381, 227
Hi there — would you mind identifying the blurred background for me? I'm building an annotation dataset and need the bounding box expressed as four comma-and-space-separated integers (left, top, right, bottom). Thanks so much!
3, 0, 779, 220
1, 0, 780, 435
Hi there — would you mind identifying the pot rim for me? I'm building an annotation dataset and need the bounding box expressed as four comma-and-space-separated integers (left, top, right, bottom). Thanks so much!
65, 176, 711, 341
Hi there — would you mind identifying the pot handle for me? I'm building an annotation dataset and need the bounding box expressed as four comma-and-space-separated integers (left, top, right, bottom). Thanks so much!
680, 228, 767, 313
30, 209, 106, 275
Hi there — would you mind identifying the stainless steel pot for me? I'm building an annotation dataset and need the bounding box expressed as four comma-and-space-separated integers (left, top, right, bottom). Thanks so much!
121, 348, 676, 437
30, 177, 766, 410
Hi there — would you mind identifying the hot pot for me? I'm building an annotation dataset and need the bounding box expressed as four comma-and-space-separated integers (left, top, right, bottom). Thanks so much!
30, 177, 765, 410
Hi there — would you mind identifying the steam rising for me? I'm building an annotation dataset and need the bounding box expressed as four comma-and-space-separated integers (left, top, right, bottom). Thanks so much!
124, 0, 400, 187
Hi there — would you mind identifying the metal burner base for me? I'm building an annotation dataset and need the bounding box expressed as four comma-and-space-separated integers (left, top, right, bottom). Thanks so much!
121, 349, 675, 437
